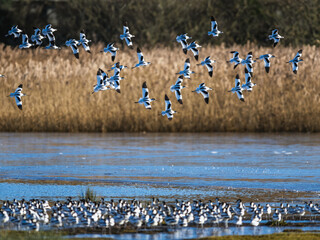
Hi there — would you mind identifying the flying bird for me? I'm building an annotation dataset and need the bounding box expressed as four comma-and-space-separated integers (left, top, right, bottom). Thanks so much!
287, 49, 303, 74
192, 82, 212, 104
227, 51, 242, 69
5, 25, 22, 38
0, 74, 6, 78
241, 52, 256, 76
44, 40, 60, 50
241, 68, 256, 92
268, 29, 284, 47
176, 58, 195, 79
92, 69, 110, 94
31, 27, 45, 47
8, 84, 26, 110
208, 16, 223, 37
228, 74, 245, 102
170, 75, 186, 104
176, 33, 191, 54
65, 39, 80, 59
109, 62, 128, 75
135, 81, 156, 109
161, 94, 177, 120
186, 41, 201, 61
19, 33, 33, 49
78, 30, 91, 53
256, 54, 275, 73
120, 23, 135, 48
132, 47, 151, 69
42, 24, 57, 42
197, 56, 216, 77
102, 43, 119, 61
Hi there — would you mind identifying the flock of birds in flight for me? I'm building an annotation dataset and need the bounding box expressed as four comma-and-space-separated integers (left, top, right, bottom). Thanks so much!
2, 17, 304, 119
0, 197, 319, 231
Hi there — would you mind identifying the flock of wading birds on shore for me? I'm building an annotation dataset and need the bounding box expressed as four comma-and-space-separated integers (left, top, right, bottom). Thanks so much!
3, 17, 303, 120
0, 198, 319, 231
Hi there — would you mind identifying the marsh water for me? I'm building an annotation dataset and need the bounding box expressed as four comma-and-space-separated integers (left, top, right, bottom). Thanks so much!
1, 132, 319, 201
1, 133, 320, 238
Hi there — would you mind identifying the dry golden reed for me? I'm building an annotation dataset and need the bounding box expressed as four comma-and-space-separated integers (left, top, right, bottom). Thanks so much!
0, 43, 319, 132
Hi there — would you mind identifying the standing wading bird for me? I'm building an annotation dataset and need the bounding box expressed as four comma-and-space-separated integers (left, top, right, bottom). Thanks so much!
65, 39, 79, 59
186, 41, 201, 61
176, 33, 191, 54
132, 47, 151, 69
135, 81, 156, 109
268, 29, 284, 47
162, 95, 177, 120
120, 23, 135, 49
176, 58, 194, 79
197, 56, 216, 77
101, 43, 119, 62
228, 74, 245, 102
242, 68, 256, 92
170, 75, 186, 104
227, 51, 243, 69
78, 30, 91, 53
31, 27, 45, 47
8, 84, 26, 110
192, 83, 212, 104
241, 52, 255, 76
19, 33, 33, 49
256, 54, 275, 73
5, 25, 22, 38
92, 69, 110, 94
208, 16, 223, 37
288, 49, 303, 74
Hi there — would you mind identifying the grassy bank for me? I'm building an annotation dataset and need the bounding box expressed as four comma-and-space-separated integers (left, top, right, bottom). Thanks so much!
0, 43, 319, 132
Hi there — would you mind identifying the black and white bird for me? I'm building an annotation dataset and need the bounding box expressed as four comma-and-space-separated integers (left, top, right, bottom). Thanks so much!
8, 84, 26, 110
268, 29, 284, 47
5, 25, 22, 38
19, 33, 33, 49
102, 43, 119, 62
31, 27, 45, 47
120, 23, 135, 48
241, 52, 255, 76
161, 94, 177, 120
192, 83, 212, 104
287, 49, 303, 74
92, 69, 110, 94
176, 33, 191, 54
42, 24, 57, 42
108, 64, 124, 93
0, 74, 5, 78
242, 68, 256, 92
65, 39, 79, 59
170, 75, 186, 104
186, 41, 201, 61
132, 47, 151, 68
197, 56, 216, 77
256, 54, 275, 73
227, 51, 242, 69
109, 62, 128, 75
78, 30, 91, 53
228, 74, 245, 102
208, 16, 223, 37
135, 81, 156, 109
176, 58, 194, 79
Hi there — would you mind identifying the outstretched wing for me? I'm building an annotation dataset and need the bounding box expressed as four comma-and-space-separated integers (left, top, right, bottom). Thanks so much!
211, 16, 217, 30
175, 90, 182, 103
15, 84, 23, 93
175, 75, 183, 85
184, 58, 190, 70
142, 81, 149, 98
244, 69, 252, 84
235, 75, 241, 87
15, 96, 22, 110
200, 90, 209, 104
236, 90, 244, 101
165, 95, 172, 111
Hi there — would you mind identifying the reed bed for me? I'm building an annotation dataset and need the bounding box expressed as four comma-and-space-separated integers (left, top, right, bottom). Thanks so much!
0, 43, 319, 132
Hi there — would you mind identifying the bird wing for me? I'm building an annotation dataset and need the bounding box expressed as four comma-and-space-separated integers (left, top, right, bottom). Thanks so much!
71, 44, 79, 54
245, 71, 251, 84
272, 29, 278, 35
22, 34, 28, 44
246, 63, 253, 73
232, 51, 239, 58
180, 40, 188, 49
235, 76, 241, 87
97, 70, 103, 85
263, 57, 270, 68
165, 99, 172, 111
205, 63, 213, 73
184, 59, 190, 70
211, 20, 217, 31
144, 101, 151, 109
292, 62, 298, 72
137, 51, 144, 62
82, 42, 90, 52
191, 48, 199, 57
175, 76, 183, 85
294, 50, 302, 60
200, 90, 209, 99
123, 26, 129, 34
15, 96, 22, 109
47, 32, 55, 42
142, 85, 149, 98
175, 90, 182, 101
236, 90, 244, 100
15, 84, 23, 93
125, 37, 133, 47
